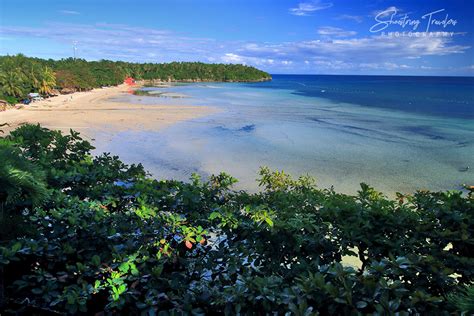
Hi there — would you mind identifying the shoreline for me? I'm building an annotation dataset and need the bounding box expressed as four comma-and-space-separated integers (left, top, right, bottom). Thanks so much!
1, 81, 471, 198
0, 84, 218, 140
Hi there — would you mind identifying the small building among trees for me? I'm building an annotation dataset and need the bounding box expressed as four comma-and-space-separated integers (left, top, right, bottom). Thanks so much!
124, 77, 135, 85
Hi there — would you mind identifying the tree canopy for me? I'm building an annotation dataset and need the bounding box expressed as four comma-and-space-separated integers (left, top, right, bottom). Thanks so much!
0, 54, 271, 103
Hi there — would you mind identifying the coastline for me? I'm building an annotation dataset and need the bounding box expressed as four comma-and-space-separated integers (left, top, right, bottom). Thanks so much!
0, 84, 218, 141
1, 78, 471, 198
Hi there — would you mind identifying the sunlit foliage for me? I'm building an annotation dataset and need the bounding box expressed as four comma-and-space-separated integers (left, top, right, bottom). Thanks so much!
0, 124, 472, 314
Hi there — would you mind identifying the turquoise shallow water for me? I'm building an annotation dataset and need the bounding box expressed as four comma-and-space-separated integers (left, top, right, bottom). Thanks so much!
97, 75, 474, 195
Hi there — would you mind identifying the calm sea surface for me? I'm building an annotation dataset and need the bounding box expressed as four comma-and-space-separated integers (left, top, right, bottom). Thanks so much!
99, 74, 474, 194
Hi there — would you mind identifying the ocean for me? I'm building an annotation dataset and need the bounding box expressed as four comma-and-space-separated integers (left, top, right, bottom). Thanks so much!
100, 74, 474, 195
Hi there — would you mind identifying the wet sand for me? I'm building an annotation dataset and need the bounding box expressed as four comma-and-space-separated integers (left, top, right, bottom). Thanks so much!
0, 84, 217, 140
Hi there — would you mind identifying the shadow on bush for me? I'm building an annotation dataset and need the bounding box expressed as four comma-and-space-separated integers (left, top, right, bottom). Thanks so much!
0, 124, 473, 314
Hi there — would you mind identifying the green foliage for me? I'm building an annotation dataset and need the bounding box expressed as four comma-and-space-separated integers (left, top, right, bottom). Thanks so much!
0, 54, 272, 99
0, 139, 48, 206
0, 69, 26, 98
0, 95, 18, 105
0, 54, 56, 99
448, 285, 474, 314
0, 137, 49, 240
0, 125, 472, 314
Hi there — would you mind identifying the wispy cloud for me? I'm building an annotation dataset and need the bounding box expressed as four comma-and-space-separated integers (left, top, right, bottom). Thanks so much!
371, 6, 400, 18
359, 62, 411, 70
59, 10, 80, 15
317, 26, 357, 37
236, 36, 469, 61
289, 1, 333, 16
335, 14, 363, 23
0, 23, 215, 61
221, 53, 278, 66
231, 35, 470, 73
0, 22, 470, 74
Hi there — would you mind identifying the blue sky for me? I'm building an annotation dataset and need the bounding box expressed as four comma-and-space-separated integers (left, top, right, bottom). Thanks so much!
0, 0, 473, 75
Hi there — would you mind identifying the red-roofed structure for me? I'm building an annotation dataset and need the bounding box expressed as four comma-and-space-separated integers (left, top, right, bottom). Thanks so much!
124, 77, 135, 85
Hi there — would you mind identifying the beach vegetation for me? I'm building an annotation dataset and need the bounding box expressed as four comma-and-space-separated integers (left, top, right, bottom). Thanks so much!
0, 54, 57, 101
0, 124, 472, 314
0, 69, 25, 99
0, 55, 271, 102
36, 66, 56, 95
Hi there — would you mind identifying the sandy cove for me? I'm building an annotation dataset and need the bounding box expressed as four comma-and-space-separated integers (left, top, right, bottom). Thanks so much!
0, 84, 217, 140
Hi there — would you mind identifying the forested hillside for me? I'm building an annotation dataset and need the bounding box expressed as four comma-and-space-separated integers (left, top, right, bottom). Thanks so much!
0, 54, 271, 103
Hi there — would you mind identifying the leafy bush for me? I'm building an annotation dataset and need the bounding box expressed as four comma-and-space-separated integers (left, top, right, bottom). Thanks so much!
0, 124, 472, 314
448, 285, 474, 314
0, 95, 18, 105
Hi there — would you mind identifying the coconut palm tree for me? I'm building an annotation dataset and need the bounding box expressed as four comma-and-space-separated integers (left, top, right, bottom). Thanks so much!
38, 66, 56, 96
0, 138, 48, 308
448, 285, 474, 314
0, 140, 48, 209
0, 69, 25, 98
0, 139, 49, 235
29, 66, 40, 91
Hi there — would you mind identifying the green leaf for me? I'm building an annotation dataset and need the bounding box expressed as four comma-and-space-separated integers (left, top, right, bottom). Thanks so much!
118, 284, 127, 295
209, 212, 220, 220
118, 262, 130, 274
11, 242, 22, 252
264, 217, 274, 227
130, 263, 139, 276
91, 255, 101, 266
94, 280, 101, 289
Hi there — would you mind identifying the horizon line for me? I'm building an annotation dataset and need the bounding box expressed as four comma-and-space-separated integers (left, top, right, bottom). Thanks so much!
270, 73, 474, 78
1, 53, 472, 78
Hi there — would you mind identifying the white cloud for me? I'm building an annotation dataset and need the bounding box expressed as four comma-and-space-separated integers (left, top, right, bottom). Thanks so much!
359, 62, 411, 70
232, 35, 470, 73
300, 60, 414, 72
0, 21, 470, 74
317, 26, 357, 37
289, 1, 333, 16
221, 53, 243, 63
0, 23, 216, 62
59, 10, 80, 15
335, 14, 363, 23
236, 35, 469, 63
371, 6, 400, 18
221, 53, 280, 66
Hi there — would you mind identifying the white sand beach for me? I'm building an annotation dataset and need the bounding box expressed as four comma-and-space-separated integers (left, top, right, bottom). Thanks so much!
0, 84, 217, 140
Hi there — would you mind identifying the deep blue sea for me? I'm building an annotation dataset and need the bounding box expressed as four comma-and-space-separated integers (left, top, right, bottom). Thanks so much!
100, 74, 474, 195
248, 75, 474, 119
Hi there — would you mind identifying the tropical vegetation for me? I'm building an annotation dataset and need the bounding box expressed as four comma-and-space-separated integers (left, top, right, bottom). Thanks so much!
0, 54, 272, 104
0, 124, 472, 314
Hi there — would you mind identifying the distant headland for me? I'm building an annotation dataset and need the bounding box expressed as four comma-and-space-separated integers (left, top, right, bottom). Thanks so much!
0, 54, 271, 105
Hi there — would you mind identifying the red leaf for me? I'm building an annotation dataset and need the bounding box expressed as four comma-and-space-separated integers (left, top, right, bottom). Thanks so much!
185, 240, 193, 249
